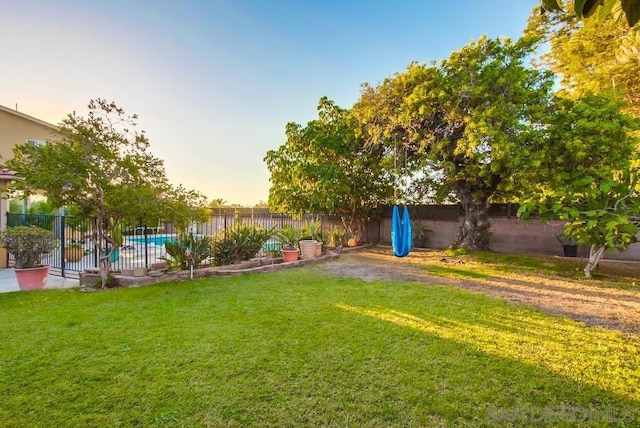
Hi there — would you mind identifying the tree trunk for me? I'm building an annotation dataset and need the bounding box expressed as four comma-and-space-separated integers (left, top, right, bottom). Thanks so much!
584, 244, 606, 278
341, 213, 364, 244
454, 185, 491, 251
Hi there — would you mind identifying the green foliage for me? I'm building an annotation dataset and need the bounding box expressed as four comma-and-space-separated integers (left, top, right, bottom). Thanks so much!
1, 226, 58, 269
265, 97, 394, 242
274, 225, 303, 250
412, 222, 432, 240
65, 240, 83, 249
354, 36, 554, 250
7, 99, 172, 287
211, 225, 275, 265
518, 93, 640, 275
323, 225, 345, 249
163, 233, 212, 270
556, 232, 577, 245
530, 0, 640, 117
542, 0, 640, 26
158, 185, 210, 232
301, 220, 322, 241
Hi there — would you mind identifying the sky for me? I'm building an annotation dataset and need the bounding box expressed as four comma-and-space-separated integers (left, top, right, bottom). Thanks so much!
2, 0, 540, 206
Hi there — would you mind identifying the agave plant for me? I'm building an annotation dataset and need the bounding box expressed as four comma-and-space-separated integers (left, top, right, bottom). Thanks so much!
211, 225, 275, 265
163, 232, 212, 270
302, 220, 323, 241
275, 225, 303, 250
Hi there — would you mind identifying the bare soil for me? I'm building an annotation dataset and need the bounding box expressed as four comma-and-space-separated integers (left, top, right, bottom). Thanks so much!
319, 246, 640, 335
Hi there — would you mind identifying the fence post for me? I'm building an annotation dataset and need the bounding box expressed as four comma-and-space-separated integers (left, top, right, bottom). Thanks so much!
93, 218, 99, 267
60, 216, 66, 277
3, 212, 7, 268
143, 225, 149, 268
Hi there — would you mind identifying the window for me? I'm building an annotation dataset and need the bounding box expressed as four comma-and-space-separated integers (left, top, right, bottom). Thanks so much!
26, 140, 46, 147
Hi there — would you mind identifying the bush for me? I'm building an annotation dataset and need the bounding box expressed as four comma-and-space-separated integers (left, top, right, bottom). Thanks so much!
212, 225, 275, 266
163, 233, 212, 270
1, 226, 58, 269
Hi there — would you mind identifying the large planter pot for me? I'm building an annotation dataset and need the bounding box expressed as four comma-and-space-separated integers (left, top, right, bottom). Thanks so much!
413, 238, 427, 248
65, 247, 84, 262
563, 244, 578, 257
299, 240, 318, 259
315, 242, 322, 257
14, 265, 50, 290
281, 248, 299, 262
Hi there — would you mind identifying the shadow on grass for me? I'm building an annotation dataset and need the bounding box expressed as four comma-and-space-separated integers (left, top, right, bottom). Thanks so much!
1, 270, 639, 426
331, 297, 640, 426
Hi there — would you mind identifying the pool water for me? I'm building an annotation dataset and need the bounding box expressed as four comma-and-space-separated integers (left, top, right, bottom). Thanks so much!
127, 235, 176, 246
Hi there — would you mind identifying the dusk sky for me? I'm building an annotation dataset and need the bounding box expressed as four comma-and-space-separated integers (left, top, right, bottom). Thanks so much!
2, 0, 539, 205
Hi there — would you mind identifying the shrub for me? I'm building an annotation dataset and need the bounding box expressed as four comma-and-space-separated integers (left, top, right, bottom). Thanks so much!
1, 226, 58, 269
301, 220, 323, 241
275, 225, 303, 250
212, 225, 275, 265
163, 233, 212, 270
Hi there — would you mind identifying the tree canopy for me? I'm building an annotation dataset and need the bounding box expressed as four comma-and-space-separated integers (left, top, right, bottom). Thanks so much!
8, 99, 207, 287
265, 97, 394, 242
518, 93, 640, 276
353, 36, 554, 250
529, 0, 640, 116
542, 0, 640, 26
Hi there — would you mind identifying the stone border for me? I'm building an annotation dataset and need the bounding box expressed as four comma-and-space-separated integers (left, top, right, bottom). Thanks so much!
78, 245, 370, 290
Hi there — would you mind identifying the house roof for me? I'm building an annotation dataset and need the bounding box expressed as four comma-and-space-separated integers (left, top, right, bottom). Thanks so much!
0, 165, 19, 183
0, 104, 58, 131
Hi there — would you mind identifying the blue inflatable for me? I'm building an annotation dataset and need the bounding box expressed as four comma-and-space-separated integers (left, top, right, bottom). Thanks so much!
391, 205, 412, 257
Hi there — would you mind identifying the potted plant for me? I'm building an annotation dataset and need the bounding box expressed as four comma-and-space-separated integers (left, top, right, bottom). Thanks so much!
301, 220, 323, 259
275, 225, 302, 262
413, 222, 432, 248
64, 240, 85, 263
1, 226, 58, 290
556, 232, 578, 257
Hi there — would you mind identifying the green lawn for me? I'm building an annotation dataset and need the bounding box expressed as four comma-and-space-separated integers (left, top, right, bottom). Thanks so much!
1, 267, 638, 427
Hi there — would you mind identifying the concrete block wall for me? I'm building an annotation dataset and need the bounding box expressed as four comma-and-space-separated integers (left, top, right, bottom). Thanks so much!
378, 216, 640, 261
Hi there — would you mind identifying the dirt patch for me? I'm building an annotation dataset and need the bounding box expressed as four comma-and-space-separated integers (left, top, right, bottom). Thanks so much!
319, 246, 640, 334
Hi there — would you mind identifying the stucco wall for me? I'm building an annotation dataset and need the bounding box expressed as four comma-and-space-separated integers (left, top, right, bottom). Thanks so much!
0, 108, 58, 160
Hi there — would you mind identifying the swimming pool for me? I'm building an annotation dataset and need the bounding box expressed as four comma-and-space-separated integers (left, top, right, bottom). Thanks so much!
126, 234, 177, 246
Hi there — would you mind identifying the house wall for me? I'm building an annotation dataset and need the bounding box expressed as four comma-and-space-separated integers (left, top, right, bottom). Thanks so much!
0, 106, 59, 160
0, 106, 60, 248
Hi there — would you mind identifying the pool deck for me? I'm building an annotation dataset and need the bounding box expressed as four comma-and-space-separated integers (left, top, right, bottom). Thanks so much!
0, 268, 79, 293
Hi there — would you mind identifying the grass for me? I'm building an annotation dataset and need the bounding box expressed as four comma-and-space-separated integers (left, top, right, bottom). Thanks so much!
1, 267, 639, 426
426, 249, 640, 289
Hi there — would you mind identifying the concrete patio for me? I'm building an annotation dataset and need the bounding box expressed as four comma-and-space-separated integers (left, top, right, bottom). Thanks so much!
0, 268, 78, 293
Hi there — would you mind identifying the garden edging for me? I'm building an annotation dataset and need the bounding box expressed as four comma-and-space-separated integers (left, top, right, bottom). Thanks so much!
78, 247, 365, 290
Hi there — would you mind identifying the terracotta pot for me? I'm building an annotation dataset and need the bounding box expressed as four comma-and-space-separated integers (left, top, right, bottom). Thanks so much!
14, 265, 50, 290
315, 242, 322, 257
281, 248, 299, 262
65, 247, 84, 262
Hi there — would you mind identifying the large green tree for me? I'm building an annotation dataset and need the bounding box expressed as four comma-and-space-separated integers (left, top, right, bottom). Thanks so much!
518, 93, 640, 277
265, 97, 394, 242
8, 99, 204, 287
542, 0, 640, 26
353, 36, 554, 250
529, 0, 640, 116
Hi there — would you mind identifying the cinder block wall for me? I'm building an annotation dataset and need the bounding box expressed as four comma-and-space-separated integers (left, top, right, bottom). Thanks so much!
376, 207, 640, 261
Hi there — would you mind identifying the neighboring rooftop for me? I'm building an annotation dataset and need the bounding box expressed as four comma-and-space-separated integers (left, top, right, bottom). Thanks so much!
0, 104, 58, 130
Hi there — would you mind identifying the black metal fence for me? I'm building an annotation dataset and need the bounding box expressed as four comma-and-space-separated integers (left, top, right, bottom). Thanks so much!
5, 212, 326, 278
